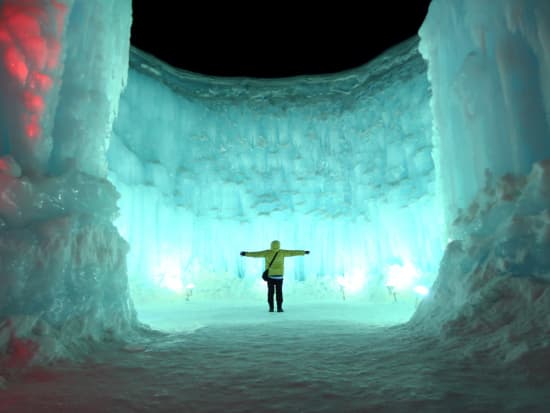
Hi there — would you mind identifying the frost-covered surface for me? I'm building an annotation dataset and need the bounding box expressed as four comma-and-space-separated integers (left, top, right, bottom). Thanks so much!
109, 38, 444, 307
50, 0, 132, 178
0, 303, 549, 412
0, 0, 136, 368
410, 161, 550, 361
407, 0, 550, 371
420, 0, 550, 228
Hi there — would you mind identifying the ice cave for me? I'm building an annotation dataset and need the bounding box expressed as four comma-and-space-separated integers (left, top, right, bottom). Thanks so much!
0, 0, 549, 411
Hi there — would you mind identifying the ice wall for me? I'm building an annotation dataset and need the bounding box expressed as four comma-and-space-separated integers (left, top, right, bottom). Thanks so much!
0, 0, 135, 365
109, 38, 444, 304
421, 0, 550, 232
411, 0, 550, 362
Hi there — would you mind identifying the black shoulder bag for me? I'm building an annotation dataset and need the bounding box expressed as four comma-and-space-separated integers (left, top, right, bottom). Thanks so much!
262, 252, 279, 282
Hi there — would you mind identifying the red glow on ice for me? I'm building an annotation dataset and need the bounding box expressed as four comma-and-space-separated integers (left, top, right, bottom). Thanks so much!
0, 1, 68, 143
0, 2, 66, 74
46, 39, 60, 70
4, 45, 28, 84
3, 5, 42, 37
2, 3, 54, 72
22, 35, 48, 69
29, 71, 53, 92
25, 117, 41, 140
24, 91, 45, 113
0, 27, 11, 43
6, 335, 39, 368
52, 0, 68, 37
0, 320, 39, 369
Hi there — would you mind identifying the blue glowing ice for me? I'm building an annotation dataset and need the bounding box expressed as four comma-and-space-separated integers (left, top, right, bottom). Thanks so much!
109, 38, 444, 306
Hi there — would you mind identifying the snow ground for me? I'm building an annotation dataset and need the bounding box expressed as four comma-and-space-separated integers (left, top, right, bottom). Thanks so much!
0, 301, 548, 413
135, 300, 417, 332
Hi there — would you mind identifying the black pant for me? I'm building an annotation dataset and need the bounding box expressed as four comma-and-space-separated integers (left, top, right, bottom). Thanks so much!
267, 278, 283, 310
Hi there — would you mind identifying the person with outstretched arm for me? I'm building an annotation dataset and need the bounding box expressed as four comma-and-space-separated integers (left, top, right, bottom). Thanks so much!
240, 240, 310, 312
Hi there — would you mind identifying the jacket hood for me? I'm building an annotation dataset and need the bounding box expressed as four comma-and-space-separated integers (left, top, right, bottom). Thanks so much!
271, 240, 280, 250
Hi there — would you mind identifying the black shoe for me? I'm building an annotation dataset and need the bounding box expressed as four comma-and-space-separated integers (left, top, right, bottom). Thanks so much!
269, 308, 274, 312
277, 308, 284, 313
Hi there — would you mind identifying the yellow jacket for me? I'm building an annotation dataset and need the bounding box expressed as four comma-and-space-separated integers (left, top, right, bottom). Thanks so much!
243, 240, 306, 276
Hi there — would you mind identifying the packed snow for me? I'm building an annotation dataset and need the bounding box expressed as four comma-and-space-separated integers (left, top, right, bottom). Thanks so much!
1, 302, 549, 412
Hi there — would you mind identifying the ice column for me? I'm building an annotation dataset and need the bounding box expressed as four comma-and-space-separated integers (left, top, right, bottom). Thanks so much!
420, 0, 550, 232
50, 0, 132, 177
410, 1, 550, 359
0, 0, 135, 362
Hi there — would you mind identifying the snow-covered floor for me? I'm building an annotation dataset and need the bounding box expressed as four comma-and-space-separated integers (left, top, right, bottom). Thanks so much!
1, 301, 549, 412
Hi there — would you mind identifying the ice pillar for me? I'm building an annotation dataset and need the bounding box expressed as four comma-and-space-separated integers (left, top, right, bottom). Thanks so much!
0, 0, 135, 363
420, 0, 550, 232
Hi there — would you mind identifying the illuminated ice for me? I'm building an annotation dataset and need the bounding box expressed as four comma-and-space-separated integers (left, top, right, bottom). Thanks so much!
410, 0, 550, 362
420, 0, 550, 231
109, 38, 445, 313
0, 0, 135, 362
0, 0, 548, 410
0, 7, 548, 411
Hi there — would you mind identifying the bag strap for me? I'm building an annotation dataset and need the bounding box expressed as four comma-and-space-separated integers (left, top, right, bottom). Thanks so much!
267, 251, 279, 269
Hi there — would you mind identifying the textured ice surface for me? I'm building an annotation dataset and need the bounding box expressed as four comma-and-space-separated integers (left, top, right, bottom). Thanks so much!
409, 0, 550, 364
420, 0, 550, 228
109, 38, 445, 308
410, 160, 550, 361
0, 6, 550, 412
50, 0, 132, 178
0, 0, 136, 366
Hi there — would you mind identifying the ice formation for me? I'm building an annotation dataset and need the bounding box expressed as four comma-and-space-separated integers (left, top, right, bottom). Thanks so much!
410, 0, 550, 361
109, 37, 443, 306
0, 0, 136, 364
0, 0, 548, 370
421, 0, 550, 229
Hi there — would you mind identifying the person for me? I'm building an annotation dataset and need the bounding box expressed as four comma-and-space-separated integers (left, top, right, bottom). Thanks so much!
240, 240, 310, 312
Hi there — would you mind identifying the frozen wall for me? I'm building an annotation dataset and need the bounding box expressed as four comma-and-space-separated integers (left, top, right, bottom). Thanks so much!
421, 0, 550, 233
109, 38, 445, 304
410, 0, 550, 362
0, 0, 135, 364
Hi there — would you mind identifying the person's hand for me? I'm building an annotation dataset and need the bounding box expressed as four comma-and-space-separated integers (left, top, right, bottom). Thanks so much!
240, 251, 246, 256
305, 250, 310, 254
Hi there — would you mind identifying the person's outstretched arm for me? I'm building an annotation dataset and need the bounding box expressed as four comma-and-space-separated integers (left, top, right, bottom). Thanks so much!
281, 249, 310, 257
240, 250, 270, 257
